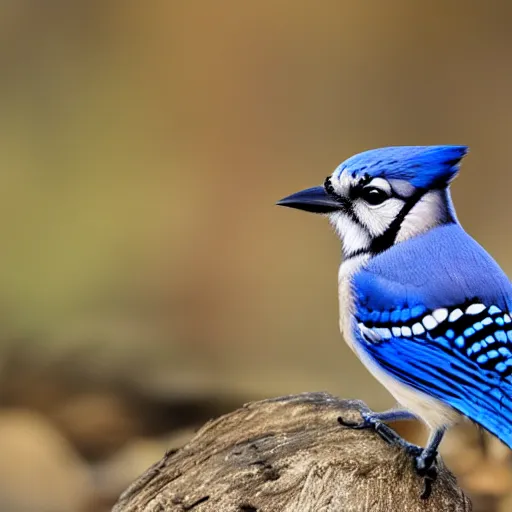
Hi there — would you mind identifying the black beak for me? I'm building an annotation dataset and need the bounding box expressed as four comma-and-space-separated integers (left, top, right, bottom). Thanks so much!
276, 185, 342, 214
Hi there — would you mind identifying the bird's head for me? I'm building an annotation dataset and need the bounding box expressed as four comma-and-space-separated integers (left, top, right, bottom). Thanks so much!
277, 145, 468, 259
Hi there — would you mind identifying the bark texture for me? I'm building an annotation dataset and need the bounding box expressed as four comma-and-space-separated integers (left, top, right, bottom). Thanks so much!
112, 392, 472, 512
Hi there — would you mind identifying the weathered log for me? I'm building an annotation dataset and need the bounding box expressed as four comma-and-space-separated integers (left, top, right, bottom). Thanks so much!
112, 392, 472, 511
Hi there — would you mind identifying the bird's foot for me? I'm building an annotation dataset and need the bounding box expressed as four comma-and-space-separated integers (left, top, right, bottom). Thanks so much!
414, 447, 438, 500
338, 411, 422, 455
338, 411, 437, 499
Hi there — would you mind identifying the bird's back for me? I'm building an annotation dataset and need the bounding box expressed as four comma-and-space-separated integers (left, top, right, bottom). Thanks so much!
354, 223, 512, 313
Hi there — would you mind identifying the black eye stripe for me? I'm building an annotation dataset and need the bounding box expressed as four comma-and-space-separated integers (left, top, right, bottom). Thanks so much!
349, 175, 393, 201
369, 188, 427, 254
327, 174, 391, 200
324, 176, 338, 197
324, 176, 363, 227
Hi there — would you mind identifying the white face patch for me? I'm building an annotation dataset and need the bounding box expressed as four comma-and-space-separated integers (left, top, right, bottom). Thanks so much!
328, 169, 402, 254
395, 190, 450, 243
327, 170, 452, 258
352, 197, 405, 237
329, 211, 371, 257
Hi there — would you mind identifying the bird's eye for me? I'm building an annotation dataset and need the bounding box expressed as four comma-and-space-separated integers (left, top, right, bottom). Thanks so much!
360, 187, 389, 205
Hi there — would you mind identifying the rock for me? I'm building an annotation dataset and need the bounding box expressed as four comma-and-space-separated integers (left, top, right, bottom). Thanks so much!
113, 392, 472, 511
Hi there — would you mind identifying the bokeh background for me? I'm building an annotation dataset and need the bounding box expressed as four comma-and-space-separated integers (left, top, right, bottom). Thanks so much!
2, 2, 512, 511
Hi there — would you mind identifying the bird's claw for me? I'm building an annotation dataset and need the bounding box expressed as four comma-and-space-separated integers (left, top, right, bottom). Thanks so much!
415, 449, 438, 475
337, 414, 371, 429
415, 450, 438, 500
337, 410, 379, 429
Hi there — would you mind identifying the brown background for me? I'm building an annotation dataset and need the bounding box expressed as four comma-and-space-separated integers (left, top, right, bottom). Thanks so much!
1, 2, 512, 511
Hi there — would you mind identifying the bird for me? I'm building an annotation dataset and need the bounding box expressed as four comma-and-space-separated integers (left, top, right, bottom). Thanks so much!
277, 145, 512, 497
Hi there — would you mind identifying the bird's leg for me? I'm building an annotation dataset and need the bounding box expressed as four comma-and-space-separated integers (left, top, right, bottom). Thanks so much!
338, 408, 443, 499
414, 427, 446, 500
338, 408, 423, 455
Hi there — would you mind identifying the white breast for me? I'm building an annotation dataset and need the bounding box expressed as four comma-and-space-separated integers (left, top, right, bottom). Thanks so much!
338, 256, 460, 429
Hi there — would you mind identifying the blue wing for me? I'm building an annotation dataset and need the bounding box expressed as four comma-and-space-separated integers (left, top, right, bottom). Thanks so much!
352, 224, 512, 447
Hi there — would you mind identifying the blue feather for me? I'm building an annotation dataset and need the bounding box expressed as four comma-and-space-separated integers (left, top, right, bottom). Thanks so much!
352, 223, 512, 447
354, 224, 512, 312
334, 145, 468, 188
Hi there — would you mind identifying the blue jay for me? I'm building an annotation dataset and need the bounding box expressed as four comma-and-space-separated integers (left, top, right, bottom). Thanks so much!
277, 146, 512, 496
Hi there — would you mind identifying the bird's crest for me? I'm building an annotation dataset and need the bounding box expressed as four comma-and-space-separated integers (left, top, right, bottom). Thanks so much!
335, 145, 468, 189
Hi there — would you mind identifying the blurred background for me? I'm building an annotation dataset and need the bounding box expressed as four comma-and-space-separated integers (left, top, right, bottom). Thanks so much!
1, 1, 512, 511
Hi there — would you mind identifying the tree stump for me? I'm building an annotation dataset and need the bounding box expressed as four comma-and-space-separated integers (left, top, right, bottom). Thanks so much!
112, 392, 472, 511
